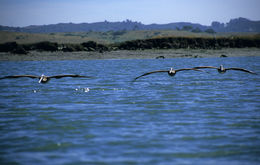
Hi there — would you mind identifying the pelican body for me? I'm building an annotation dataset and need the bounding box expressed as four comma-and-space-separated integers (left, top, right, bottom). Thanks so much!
0, 74, 91, 83
39, 75, 49, 83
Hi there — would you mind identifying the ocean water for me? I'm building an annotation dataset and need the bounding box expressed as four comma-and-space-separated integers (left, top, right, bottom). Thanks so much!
0, 56, 259, 165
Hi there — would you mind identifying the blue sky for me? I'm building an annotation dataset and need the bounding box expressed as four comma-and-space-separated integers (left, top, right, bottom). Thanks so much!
0, 0, 259, 27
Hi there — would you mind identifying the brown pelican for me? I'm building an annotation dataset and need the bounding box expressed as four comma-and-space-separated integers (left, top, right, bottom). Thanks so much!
0, 74, 91, 83
133, 67, 204, 81
193, 65, 257, 74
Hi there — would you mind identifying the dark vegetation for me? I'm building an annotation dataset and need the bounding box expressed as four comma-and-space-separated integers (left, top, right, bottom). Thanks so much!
176, 25, 216, 34
116, 37, 260, 50
0, 36, 260, 54
0, 41, 110, 54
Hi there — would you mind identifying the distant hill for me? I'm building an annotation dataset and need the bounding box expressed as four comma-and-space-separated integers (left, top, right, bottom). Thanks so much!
0, 17, 259, 33
211, 17, 260, 32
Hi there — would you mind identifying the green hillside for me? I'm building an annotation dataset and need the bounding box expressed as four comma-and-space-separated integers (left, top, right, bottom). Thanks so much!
1, 30, 259, 45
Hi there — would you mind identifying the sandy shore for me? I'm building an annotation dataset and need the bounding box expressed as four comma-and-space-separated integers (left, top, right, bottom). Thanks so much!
0, 48, 259, 61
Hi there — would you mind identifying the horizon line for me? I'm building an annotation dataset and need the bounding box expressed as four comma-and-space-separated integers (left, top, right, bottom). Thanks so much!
1, 17, 259, 28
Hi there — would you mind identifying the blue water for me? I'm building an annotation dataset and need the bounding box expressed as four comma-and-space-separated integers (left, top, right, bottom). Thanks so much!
0, 56, 260, 165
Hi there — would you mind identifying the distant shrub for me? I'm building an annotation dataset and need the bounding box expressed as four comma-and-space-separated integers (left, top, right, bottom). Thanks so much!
0, 42, 27, 54
0, 42, 18, 52
11, 45, 28, 54
21, 44, 33, 51
32, 41, 58, 51
81, 41, 98, 49
117, 36, 260, 50
154, 32, 161, 35
61, 44, 84, 52
133, 25, 139, 31
64, 33, 75, 36
81, 41, 108, 51
182, 26, 193, 31
112, 30, 127, 36
204, 29, 216, 34
191, 28, 202, 33
61, 45, 76, 52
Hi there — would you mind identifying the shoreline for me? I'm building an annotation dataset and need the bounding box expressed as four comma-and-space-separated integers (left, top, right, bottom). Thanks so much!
0, 48, 259, 61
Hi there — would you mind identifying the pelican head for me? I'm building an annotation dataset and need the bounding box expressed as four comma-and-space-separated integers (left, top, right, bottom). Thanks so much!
39, 74, 45, 83
218, 65, 226, 73
168, 68, 176, 76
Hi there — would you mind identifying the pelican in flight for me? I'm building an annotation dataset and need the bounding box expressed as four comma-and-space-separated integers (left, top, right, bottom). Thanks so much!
193, 65, 257, 74
0, 74, 91, 83
133, 67, 204, 81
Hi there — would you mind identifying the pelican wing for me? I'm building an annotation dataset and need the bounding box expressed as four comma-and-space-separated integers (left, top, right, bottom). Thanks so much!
226, 68, 257, 74
49, 74, 91, 79
0, 75, 39, 79
133, 70, 168, 81
192, 66, 218, 69
176, 68, 205, 72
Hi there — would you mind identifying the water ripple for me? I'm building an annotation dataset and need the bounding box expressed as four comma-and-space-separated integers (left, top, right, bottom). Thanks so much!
0, 57, 260, 164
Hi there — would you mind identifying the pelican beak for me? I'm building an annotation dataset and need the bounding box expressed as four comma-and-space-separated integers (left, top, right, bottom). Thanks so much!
39, 76, 43, 83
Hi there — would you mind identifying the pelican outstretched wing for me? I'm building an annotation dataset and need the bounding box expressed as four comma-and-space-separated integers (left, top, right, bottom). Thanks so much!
226, 68, 257, 74
192, 66, 218, 69
49, 74, 92, 79
133, 70, 168, 81
176, 68, 205, 72
0, 75, 39, 79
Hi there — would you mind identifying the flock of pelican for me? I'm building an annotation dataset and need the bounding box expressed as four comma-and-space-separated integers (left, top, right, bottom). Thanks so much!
134, 65, 257, 81
0, 65, 257, 84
